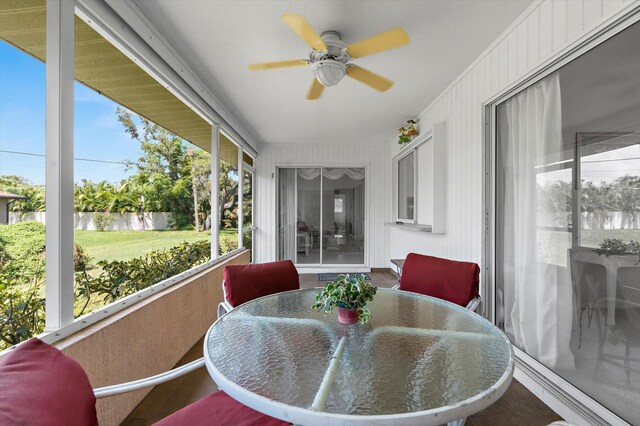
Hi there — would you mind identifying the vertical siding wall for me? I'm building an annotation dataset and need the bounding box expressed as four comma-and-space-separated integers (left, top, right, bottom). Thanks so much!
389, 0, 638, 267
255, 143, 390, 267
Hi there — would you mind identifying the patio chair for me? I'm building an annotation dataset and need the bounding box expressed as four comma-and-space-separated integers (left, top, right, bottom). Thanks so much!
217, 260, 300, 318
593, 275, 640, 385
0, 338, 289, 426
392, 252, 481, 311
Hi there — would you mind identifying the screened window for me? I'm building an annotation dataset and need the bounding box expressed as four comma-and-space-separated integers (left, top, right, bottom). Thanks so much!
396, 151, 415, 222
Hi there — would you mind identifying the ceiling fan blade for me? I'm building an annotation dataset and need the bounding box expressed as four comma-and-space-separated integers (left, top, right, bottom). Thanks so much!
346, 65, 394, 92
249, 60, 308, 71
306, 78, 324, 100
282, 14, 327, 51
347, 27, 409, 59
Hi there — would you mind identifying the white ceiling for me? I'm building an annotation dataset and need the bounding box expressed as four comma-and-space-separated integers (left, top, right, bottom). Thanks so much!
133, 0, 533, 145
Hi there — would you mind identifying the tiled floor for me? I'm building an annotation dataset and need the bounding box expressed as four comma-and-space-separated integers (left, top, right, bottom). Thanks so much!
123, 272, 563, 425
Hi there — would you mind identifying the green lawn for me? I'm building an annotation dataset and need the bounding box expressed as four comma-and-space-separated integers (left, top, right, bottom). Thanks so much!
75, 229, 237, 262
580, 228, 640, 248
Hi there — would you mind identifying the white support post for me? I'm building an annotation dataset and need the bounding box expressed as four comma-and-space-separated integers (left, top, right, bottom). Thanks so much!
211, 124, 220, 259
45, 0, 75, 331
237, 147, 244, 248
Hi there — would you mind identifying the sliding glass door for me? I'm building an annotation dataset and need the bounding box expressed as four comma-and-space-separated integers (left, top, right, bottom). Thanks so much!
277, 167, 365, 266
297, 168, 321, 264
493, 20, 640, 423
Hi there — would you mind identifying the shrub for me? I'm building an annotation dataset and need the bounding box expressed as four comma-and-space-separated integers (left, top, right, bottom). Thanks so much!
167, 212, 194, 230
77, 240, 211, 304
0, 222, 89, 281
1, 240, 212, 349
219, 235, 238, 256
93, 212, 115, 232
74, 243, 91, 271
0, 278, 45, 350
0, 222, 46, 281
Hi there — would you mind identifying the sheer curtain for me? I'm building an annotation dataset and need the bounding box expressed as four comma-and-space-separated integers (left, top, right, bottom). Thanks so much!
278, 169, 296, 261
296, 168, 365, 181
500, 73, 575, 370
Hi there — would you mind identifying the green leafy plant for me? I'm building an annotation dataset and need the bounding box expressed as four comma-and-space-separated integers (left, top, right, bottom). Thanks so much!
76, 240, 211, 304
0, 222, 89, 282
0, 278, 45, 350
219, 235, 238, 256
312, 274, 377, 324
93, 212, 115, 232
0, 222, 46, 281
597, 238, 628, 255
597, 238, 640, 264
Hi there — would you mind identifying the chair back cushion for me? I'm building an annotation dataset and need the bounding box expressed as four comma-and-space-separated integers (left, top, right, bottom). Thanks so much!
153, 390, 289, 426
223, 260, 300, 307
0, 338, 98, 426
399, 253, 480, 306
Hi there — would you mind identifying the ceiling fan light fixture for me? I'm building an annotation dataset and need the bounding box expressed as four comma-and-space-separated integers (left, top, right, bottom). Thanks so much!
311, 60, 346, 87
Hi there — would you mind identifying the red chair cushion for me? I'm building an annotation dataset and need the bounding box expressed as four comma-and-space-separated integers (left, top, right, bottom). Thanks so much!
0, 338, 98, 426
399, 253, 480, 307
154, 390, 290, 426
223, 260, 300, 307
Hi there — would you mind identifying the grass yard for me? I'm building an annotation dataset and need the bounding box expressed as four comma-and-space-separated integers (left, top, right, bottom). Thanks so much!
76, 228, 237, 262
580, 228, 640, 248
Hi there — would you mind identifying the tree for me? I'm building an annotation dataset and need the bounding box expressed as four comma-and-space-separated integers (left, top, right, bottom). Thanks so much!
613, 175, 640, 229
538, 180, 571, 227
218, 162, 239, 229
74, 180, 140, 214
113, 107, 240, 230
0, 175, 45, 213
191, 149, 212, 230
116, 107, 193, 228
189, 151, 240, 231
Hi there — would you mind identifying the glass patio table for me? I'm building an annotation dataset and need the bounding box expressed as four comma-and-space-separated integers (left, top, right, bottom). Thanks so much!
204, 288, 514, 426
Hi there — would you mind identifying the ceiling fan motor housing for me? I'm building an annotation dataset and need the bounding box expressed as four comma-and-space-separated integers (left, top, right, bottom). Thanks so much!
310, 31, 349, 87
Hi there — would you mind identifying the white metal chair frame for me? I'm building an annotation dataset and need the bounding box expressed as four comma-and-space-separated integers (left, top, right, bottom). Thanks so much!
391, 284, 482, 313
217, 280, 234, 319
96, 282, 236, 399
93, 357, 205, 399
593, 296, 640, 385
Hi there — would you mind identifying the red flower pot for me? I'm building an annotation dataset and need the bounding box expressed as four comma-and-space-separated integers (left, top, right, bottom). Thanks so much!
337, 307, 359, 325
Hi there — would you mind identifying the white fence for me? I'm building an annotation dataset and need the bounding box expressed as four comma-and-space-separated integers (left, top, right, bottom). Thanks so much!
9, 212, 172, 231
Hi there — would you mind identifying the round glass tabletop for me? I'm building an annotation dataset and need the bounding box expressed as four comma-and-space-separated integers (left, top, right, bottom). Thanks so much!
204, 288, 514, 425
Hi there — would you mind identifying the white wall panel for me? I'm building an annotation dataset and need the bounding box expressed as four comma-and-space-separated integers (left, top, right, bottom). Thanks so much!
388, 0, 638, 269
255, 143, 390, 268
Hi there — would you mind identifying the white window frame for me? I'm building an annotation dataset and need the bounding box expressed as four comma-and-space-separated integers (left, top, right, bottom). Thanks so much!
483, 6, 640, 425
393, 150, 418, 223
241, 161, 256, 258
13, 0, 259, 347
275, 165, 369, 270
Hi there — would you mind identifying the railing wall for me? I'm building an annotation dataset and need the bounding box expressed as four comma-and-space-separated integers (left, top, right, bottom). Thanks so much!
54, 250, 250, 425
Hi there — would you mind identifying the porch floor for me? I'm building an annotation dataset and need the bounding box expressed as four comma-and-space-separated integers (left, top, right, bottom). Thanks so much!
122, 271, 563, 425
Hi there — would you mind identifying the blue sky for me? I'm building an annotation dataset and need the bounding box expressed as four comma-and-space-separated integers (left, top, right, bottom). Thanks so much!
1, 40, 159, 186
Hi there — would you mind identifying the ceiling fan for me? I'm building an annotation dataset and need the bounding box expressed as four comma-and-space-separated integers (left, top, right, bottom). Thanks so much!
249, 14, 409, 100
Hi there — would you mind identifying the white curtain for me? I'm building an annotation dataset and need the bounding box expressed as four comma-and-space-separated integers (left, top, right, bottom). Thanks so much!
501, 73, 575, 370
296, 168, 365, 181
278, 169, 296, 261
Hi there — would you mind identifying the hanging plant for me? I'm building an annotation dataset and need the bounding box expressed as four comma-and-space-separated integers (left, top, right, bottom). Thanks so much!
398, 127, 409, 145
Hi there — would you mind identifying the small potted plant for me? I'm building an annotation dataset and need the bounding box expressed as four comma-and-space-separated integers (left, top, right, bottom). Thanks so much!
312, 274, 377, 324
